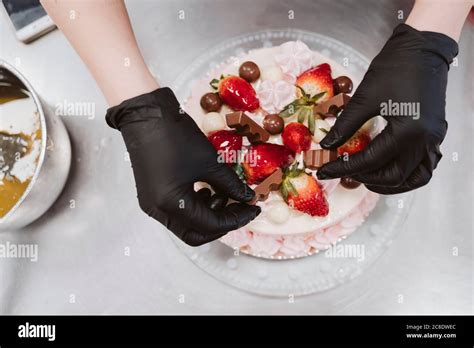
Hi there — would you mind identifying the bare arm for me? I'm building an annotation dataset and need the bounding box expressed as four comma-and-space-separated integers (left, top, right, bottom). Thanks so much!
40, 0, 158, 106
406, 0, 473, 41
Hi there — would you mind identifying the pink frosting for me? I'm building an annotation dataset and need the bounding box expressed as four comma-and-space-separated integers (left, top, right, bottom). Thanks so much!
220, 190, 379, 259
279, 235, 311, 257
248, 233, 282, 257
275, 41, 314, 80
220, 229, 252, 248
256, 80, 296, 114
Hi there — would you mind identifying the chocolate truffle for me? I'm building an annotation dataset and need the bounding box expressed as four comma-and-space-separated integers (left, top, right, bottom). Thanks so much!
239, 61, 260, 83
333, 76, 353, 94
340, 177, 361, 189
200, 92, 222, 112
263, 114, 284, 135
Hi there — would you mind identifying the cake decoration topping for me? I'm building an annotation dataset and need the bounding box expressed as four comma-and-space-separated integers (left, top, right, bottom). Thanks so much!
278, 87, 326, 133
281, 164, 329, 217
239, 61, 261, 83
296, 63, 334, 101
281, 122, 312, 153
256, 80, 296, 114
249, 168, 284, 204
275, 40, 314, 79
210, 75, 260, 112
226, 111, 270, 143
207, 130, 243, 164
337, 130, 370, 157
265, 201, 291, 224
313, 93, 351, 118
200, 92, 222, 112
333, 76, 353, 94
303, 149, 338, 169
340, 177, 361, 189
262, 114, 285, 135
242, 143, 294, 185
202, 112, 226, 134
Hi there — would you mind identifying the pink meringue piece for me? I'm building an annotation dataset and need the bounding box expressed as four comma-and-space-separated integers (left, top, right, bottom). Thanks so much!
220, 229, 252, 248
275, 41, 314, 80
256, 80, 296, 114
249, 233, 282, 257
279, 235, 311, 257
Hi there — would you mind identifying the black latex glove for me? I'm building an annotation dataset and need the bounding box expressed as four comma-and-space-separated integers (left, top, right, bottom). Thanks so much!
317, 24, 458, 194
106, 87, 261, 246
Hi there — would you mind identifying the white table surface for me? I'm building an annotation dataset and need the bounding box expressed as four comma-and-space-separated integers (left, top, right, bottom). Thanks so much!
0, 0, 472, 314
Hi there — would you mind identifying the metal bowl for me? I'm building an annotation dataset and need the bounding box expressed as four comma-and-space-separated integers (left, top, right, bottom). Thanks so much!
0, 59, 71, 230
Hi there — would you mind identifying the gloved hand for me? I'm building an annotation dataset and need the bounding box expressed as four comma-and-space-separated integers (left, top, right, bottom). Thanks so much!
106, 87, 261, 246
317, 24, 458, 194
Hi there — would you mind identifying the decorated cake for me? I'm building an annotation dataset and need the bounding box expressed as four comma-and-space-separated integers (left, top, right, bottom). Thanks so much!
184, 41, 380, 259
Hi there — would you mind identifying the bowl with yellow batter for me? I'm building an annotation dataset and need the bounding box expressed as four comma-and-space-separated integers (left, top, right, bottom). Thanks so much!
0, 60, 71, 230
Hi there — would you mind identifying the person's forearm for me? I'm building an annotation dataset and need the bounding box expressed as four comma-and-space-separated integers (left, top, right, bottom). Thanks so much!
41, 0, 158, 106
406, 0, 473, 41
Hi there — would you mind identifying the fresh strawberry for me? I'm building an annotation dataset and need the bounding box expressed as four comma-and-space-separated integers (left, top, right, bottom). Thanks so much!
296, 63, 334, 102
281, 165, 329, 217
281, 122, 312, 153
337, 131, 371, 157
207, 130, 243, 164
210, 75, 260, 112
242, 143, 295, 185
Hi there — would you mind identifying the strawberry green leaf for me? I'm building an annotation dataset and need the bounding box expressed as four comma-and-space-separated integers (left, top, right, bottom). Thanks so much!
232, 163, 246, 182
311, 91, 327, 103
318, 127, 329, 134
209, 78, 220, 90
308, 113, 315, 135
296, 107, 306, 123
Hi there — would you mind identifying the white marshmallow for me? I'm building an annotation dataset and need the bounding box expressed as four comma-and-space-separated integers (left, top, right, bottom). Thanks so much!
202, 112, 226, 134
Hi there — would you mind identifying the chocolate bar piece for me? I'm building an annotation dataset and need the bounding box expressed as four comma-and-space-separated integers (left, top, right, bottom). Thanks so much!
304, 149, 338, 169
226, 111, 270, 143
249, 168, 283, 205
314, 93, 351, 118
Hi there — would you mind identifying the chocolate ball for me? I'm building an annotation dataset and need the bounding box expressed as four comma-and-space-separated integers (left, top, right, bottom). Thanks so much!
239, 61, 260, 83
200, 92, 222, 112
333, 76, 353, 94
340, 177, 361, 189
263, 114, 285, 135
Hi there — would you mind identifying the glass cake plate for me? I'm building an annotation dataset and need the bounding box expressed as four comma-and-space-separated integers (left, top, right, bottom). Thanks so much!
171, 29, 414, 297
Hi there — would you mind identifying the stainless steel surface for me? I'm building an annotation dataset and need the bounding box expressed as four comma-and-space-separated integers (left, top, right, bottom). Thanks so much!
0, 0, 472, 314
0, 60, 71, 230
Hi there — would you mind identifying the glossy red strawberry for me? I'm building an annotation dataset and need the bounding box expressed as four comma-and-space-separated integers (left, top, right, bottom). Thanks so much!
296, 63, 334, 102
337, 131, 371, 157
212, 76, 260, 112
281, 122, 312, 153
281, 166, 329, 217
207, 130, 243, 164
242, 143, 295, 185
